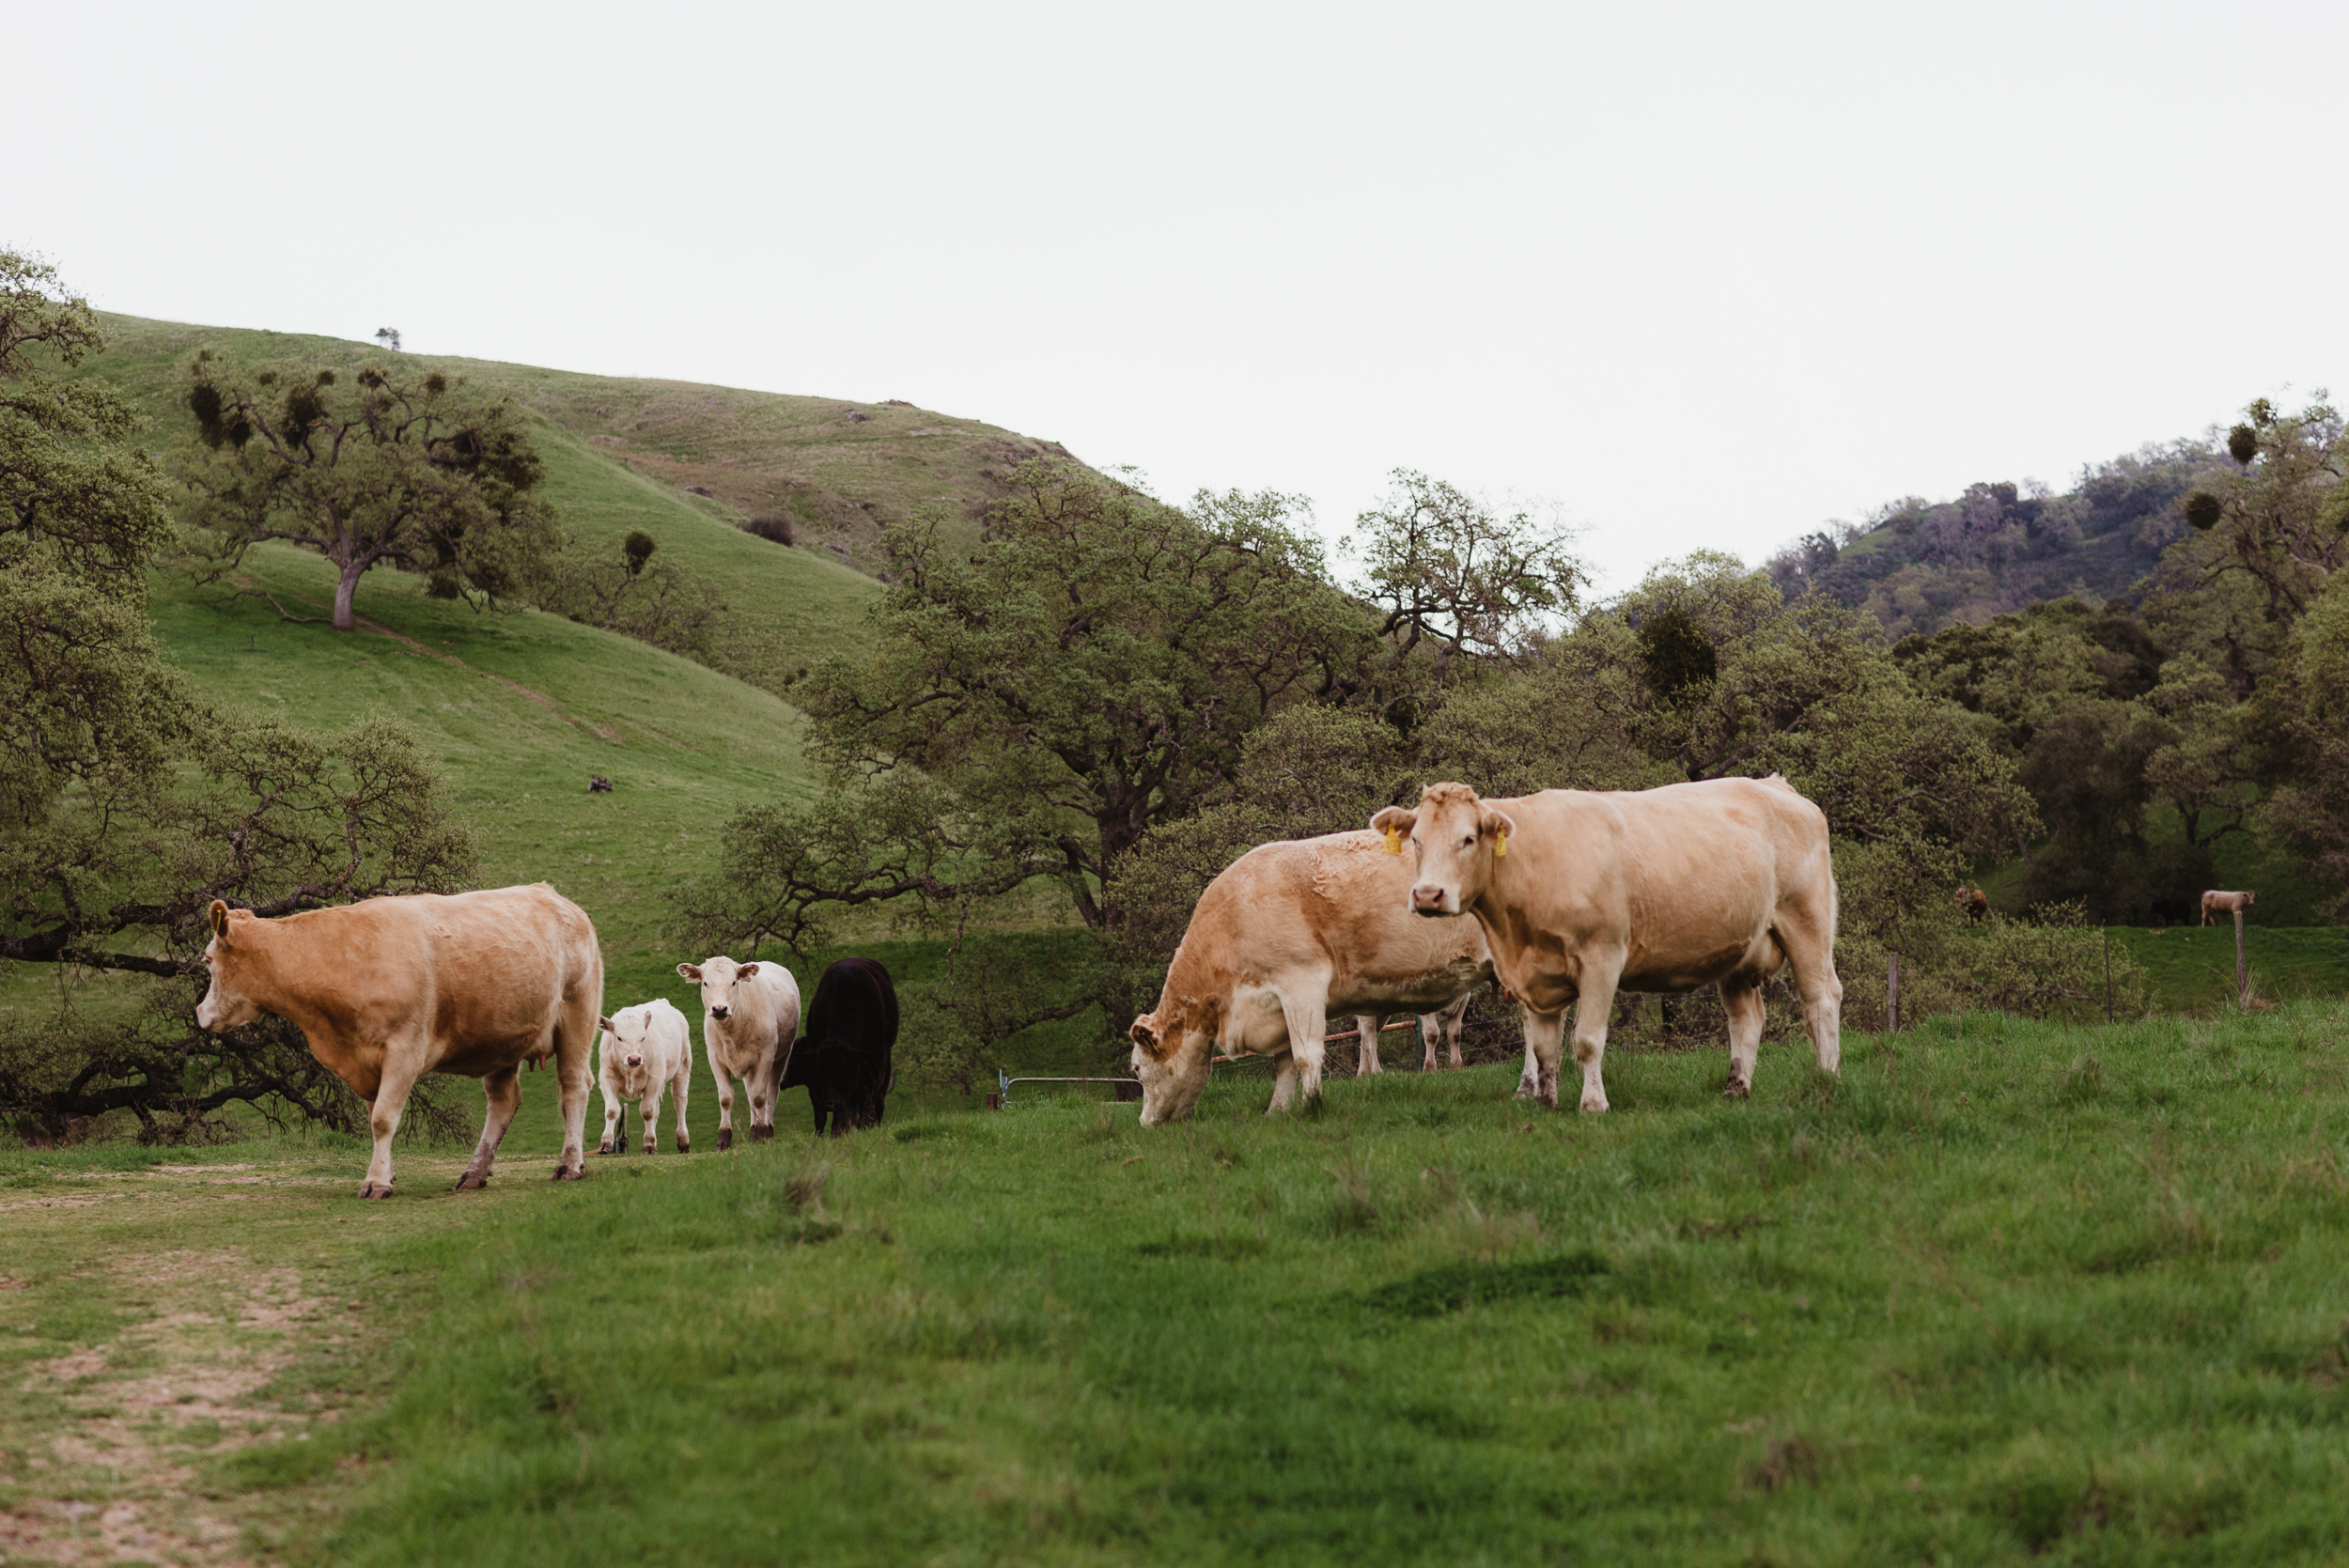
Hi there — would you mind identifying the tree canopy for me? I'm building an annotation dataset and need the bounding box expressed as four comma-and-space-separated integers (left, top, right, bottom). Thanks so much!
175, 355, 560, 631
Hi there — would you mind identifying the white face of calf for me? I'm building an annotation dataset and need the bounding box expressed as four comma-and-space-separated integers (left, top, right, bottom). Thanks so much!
194, 900, 263, 1032
1371, 784, 1517, 919
1128, 1001, 1217, 1126
599, 1009, 652, 1071
677, 955, 765, 1024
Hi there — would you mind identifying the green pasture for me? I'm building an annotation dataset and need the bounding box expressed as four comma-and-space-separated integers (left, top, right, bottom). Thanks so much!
6, 1004, 2349, 1564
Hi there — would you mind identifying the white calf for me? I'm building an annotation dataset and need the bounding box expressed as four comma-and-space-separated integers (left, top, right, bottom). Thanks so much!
597, 1000, 693, 1156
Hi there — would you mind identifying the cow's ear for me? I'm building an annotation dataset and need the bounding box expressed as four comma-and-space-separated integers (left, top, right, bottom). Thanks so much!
737, 963, 759, 979
597, 1016, 614, 1033
677, 963, 702, 981
1481, 807, 1517, 846
208, 900, 230, 941
1128, 1017, 1162, 1058
1370, 806, 1416, 852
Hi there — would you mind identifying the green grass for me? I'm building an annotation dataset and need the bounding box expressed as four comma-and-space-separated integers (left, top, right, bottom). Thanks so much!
2105, 925, 2349, 1016
14, 1005, 2348, 1564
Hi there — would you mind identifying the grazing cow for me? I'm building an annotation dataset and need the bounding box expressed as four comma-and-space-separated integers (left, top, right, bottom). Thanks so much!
596, 1000, 692, 1156
1954, 885, 1990, 923
194, 885, 601, 1198
2201, 889, 2257, 925
1128, 831, 1497, 1125
1372, 776, 1842, 1112
785, 957, 899, 1135
677, 956, 801, 1149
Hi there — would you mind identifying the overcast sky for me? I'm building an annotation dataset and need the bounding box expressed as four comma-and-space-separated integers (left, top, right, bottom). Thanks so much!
10, 0, 2343, 591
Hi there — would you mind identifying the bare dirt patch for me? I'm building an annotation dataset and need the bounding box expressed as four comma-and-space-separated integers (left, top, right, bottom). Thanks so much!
1, 1250, 363, 1565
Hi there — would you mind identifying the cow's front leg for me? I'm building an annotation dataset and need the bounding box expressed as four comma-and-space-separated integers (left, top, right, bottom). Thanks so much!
354, 1051, 429, 1198
669, 1067, 692, 1154
641, 1081, 662, 1154
748, 1068, 775, 1143
1522, 1007, 1566, 1110
456, 1065, 523, 1190
711, 1060, 738, 1152
1355, 1016, 1384, 1077
1266, 1050, 1299, 1113
597, 1085, 622, 1155
1570, 969, 1622, 1113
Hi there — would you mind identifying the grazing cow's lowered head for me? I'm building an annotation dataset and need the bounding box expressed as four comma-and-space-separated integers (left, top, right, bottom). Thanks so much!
1371, 784, 1517, 919
194, 900, 267, 1032
678, 955, 766, 1023
1128, 992, 1221, 1126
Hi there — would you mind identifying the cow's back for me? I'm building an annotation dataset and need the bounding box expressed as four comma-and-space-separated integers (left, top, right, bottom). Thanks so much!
271, 884, 598, 1068
1169, 832, 1488, 1009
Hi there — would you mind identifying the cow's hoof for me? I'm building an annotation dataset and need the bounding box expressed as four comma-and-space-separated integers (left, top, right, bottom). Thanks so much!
358, 1182, 394, 1200
676, 1140, 691, 1155
597, 1141, 614, 1155
717, 1128, 733, 1152
1579, 1094, 1609, 1113
454, 1171, 488, 1191
552, 1165, 584, 1183
1722, 1079, 1750, 1100
642, 1141, 656, 1156
749, 1124, 773, 1143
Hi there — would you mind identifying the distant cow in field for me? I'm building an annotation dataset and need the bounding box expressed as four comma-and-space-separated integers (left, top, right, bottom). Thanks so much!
2201, 890, 2257, 925
1954, 885, 1989, 923
1129, 831, 1497, 1124
2150, 897, 2195, 925
678, 955, 801, 1148
1373, 776, 1842, 1112
597, 999, 692, 1156
786, 957, 899, 1135
195, 885, 602, 1198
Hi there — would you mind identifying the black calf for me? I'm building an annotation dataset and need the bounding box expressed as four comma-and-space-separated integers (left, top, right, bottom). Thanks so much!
784, 957, 899, 1136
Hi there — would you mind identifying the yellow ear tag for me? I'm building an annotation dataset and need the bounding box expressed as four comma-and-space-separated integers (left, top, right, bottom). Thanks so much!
1494, 831, 1508, 857
1382, 825, 1402, 854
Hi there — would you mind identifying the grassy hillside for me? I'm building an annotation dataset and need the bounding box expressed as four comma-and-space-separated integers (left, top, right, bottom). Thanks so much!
76, 312, 1074, 575
6, 1003, 2348, 1563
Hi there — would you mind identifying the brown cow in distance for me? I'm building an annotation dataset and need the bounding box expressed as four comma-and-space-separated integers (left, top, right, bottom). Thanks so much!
1373, 776, 1842, 1112
195, 884, 603, 1198
1954, 885, 1989, 923
2201, 889, 2256, 925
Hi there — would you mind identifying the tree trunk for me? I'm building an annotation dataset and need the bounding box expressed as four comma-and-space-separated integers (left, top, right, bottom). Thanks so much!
332, 558, 363, 631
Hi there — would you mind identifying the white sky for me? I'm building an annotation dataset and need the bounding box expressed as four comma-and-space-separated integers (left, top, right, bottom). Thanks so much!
9, 0, 2344, 591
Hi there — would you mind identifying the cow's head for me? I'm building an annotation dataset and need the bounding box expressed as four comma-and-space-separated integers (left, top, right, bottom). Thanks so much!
678, 955, 762, 1022
1127, 991, 1221, 1126
194, 901, 267, 1032
599, 1009, 649, 1069
1371, 783, 1517, 919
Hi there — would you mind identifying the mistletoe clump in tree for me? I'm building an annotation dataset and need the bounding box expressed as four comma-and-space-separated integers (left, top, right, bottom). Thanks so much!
175, 355, 561, 630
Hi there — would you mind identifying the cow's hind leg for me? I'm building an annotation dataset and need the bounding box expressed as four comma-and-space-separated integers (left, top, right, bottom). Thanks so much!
671, 1067, 692, 1154
457, 1066, 523, 1191
1773, 907, 1844, 1078
1355, 1015, 1383, 1077
1719, 975, 1766, 1099
551, 966, 599, 1182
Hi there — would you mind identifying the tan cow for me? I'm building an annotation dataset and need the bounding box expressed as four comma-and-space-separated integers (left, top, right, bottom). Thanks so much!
596, 999, 692, 1156
194, 884, 602, 1198
677, 955, 801, 1148
1128, 831, 1496, 1125
1372, 777, 1842, 1112
2201, 889, 2256, 925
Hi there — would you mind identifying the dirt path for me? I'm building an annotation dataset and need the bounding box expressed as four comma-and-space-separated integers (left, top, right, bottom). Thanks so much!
0, 1172, 380, 1566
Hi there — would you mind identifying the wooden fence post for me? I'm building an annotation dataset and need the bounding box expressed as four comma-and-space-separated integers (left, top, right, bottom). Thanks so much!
2234, 908, 2249, 1008
1887, 953, 1901, 1033
2104, 928, 2112, 1023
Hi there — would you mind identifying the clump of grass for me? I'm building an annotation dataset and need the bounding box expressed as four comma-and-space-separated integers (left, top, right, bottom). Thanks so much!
1363, 1250, 1607, 1318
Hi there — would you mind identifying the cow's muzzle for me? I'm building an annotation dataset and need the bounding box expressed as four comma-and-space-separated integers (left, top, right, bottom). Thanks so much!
709, 1005, 730, 1020
1411, 884, 1454, 915
625, 1054, 644, 1067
